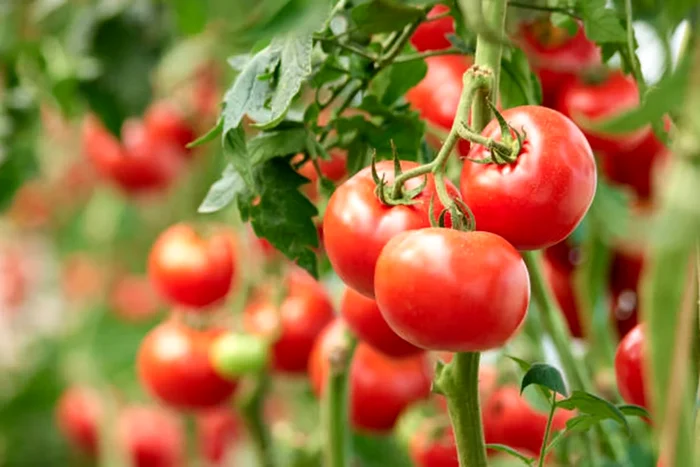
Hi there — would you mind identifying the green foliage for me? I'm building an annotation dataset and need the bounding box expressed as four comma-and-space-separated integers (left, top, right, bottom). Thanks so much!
351, 0, 425, 34
499, 47, 542, 108
557, 391, 630, 435
520, 363, 568, 397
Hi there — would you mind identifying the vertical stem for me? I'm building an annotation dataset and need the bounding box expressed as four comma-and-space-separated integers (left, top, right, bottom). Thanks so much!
323, 331, 356, 467
238, 375, 275, 467
538, 392, 558, 467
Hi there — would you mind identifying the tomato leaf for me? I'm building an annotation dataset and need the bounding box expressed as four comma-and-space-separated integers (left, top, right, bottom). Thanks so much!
557, 390, 630, 434
484, 444, 535, 465
499, 47, 541, 108
618, 404, 651, 419
579, 0, 626, 44
370, 52, 427, 106
224, 126, 255, 188
248, 127, 310, 165
352, 432, 413, 467
564, 414, 603, 434
351, 0, 424, 34
198, 164, 246, 214
520, 363, 568, 398
507, 355, 532, 372
187, 119, 223, 149
550, 12, 578, 36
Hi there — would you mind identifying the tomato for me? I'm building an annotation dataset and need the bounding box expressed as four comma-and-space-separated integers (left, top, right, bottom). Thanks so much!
297, 151, 348, 201
56, 386, 102, 455
483, 386, 571, 458
144, 101, 197, 154
110, 274, 162, 322
0, 246, 27, 310
406, 55, 472, 156
61, 253, 106, 304
543, 255, 584, 338
460, 105, 596, 250
610, 252, 643, 338
410, 5, 455, 52
409, 424, 459, 467
137, 320, 238, 410
556, 70, 650, 155
544, 238, 581, 271
148, 224, 235, 309
519, 19, 600, 107
117, 406, 184, 467
244, 267, 335, 373
323, 160, 458, 298
340, 287, 422, 358
197, 409, 241, 465
615, 324, 647, 409
375, 228, 529, 352
309, 319, 432, 433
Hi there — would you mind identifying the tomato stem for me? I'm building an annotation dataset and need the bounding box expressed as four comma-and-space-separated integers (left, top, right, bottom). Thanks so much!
538, 391, 558, 467
237, 374, 275, 467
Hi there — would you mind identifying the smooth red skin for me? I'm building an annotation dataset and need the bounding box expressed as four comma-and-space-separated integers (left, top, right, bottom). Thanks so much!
56, 386, 102, 455
543, 256, 584, 338
197, 409, 240, 464
137, 320, 238, 410
148, 224, 235, 309
244, 268, 335, 374
483, 386, 571, 458
375, 228, 530, 352
410, 426, 459, 467
144, 101, 196, 154
309, 319, 432, 433
556, 71, 650, 154
110, 275, 161, 322
324, 160, 458, 298
519, 20, 600, 107
410, 5, 455, 52
610, 252, 643, 338
117, 406, 184, 467
615, 324, 647, 409
460, 105, 597, 250
406, 55, 472, 156
340, 287, 422, 358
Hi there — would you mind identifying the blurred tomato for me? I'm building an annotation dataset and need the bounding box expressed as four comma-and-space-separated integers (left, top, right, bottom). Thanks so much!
410, 423, 459, 467
0, 246, 27, 310
615, 324, 647, 409
543, 255, 584, 338
117, 406, 185, 467
610, 252, 643, 338
411, 5, 455, 52
110, 274, 162, 322
56, 386, 102, 455
8, 180, 52, 229
197, 409, 241, 464
61, 253, 106, 304
144, 101, 196, 155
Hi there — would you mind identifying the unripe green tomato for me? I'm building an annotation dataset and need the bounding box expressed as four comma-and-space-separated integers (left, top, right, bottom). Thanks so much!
210, 333, 269, 379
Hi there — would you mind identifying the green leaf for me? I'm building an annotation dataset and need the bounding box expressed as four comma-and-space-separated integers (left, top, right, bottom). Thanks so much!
507, 355, 532, 372
618, 404, 651, 419
352, 432, 412, 467
550, 13, 578, 36
485, 444, 535, 465
371, 51, 427, 105
172, 0, 207, 35
520, 363, 568, 397
351, 0, 424, 34
500, 48, 541, 108
187, 119, 223, 149
198, 164, 246, 214
248, 127, 309, 165
557, 390, 630, 434
565, 414, 604, 434
224, 126, 255, 188
579, 0, 626, 44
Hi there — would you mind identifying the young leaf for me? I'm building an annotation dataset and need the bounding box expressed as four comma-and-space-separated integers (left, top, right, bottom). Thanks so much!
557, 390, 630, 434
579, 0, 626, 44
484, 444, 535, 465
248, 127, 309, 165
187, 119, 223, 149
198, 164, 245, 214
351, 0, 424, 34
618, 404, 651, 419
507, 355, 532, 373
520, 363, 568, 398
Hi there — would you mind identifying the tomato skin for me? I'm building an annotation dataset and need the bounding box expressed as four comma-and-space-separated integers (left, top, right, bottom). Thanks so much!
410, 5, 455, 52
137, 320, 238, 410
244, 268, 335, 374
197, 409, 240, 464
56, 386, 102, 455
309, 319, 432, 433
615, 324, 647, 409
409, 425, 459, 467
148, 224, 235, 309
375, 228, 530, 352
543, 256, 583, 338
323, 160, 458, 298
144, 101, 197, 154
117, 406, 185, 467
297, 151, 347, 201
340, 287, 422, 359
460, 105, 596, 250
556, 71, 650, 155
406, 55, 472, 156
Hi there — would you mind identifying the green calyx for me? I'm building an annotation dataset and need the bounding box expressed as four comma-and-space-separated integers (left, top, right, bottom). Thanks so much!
460, 102, 525, 165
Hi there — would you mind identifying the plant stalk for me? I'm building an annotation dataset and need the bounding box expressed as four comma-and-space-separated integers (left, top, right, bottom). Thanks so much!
238, 375, 275, 467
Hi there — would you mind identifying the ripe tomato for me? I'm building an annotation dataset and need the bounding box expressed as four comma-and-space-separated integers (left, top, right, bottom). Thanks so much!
409, 424, 459, 467
518, 19, 600, 107
615, 324, 647, 409
555, 70, 650, 155
340, 287, 422, 359
297, 151, 348, 201
460, 105, 596, 250
610, 252, 643, 338
137, 320, 238, 410
309, 319, 432, 433
483, 386, 571, 458
56, 386, 102, 455
197, 409, 241, 465
406, 55, 472, 156
117, 406, 184, 467
323, 160, 458, 298
144, 101, 196, 154
244, 267, 335, 373
148, 224, 235, 309
375, 228, 529, 352
110, 274, 162, 322
410, 5, 455, 52
543, 256, 584, 338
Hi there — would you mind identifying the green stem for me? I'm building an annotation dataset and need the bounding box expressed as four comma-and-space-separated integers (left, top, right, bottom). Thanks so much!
393, 48, 465, 64
507, 1, 581, 19
378, 21, 422, 68
538, 392, 557, 467
238, 375, 275, 467
436, 353, 488, 467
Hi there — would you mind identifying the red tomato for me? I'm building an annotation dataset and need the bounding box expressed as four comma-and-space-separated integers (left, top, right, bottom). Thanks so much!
137, 320, 238, 410
297, 151, 348, 201
375, 228, 529, 352
544, 238, 581, 272
614, 324, 647, 408
110, 274, 162, 322
610, 252, 643, 338
144, 101, 196, 154
556, 70, 650, 155
309, 319, 432, 433
519, 19, 601, 107
148, 224, 235, 309
323, 160, 458, 298
56, 386, 102, 455
117, 406, 184, 467
197, 409, 241, 465
340, 287, 422, 358
410, 5, 455, 52
406, 55, 472, 156
483, 386, 571, 458
244, 267, 335, 373
460, 105, 596, 250
410, 424, 459, 467
61, 254, 106, 304
543, 256, 584, 338
0, 246, 27, 310
8, 180, 52, 229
